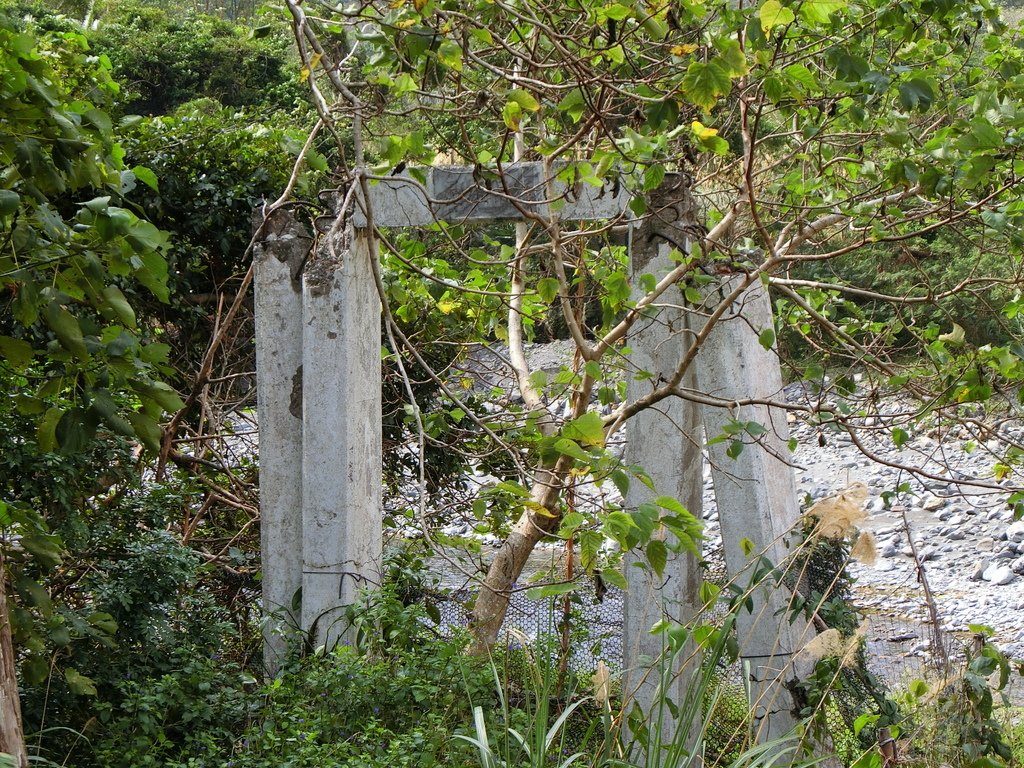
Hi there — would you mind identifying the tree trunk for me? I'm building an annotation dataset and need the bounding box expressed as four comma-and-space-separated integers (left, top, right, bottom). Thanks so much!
0, 549, 28, 768
469, 462, 568, 652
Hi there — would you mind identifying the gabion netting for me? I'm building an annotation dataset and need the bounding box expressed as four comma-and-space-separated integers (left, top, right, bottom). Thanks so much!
421, 537, 902, 766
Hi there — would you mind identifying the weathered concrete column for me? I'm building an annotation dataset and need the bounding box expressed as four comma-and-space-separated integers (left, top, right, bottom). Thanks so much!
300, 222, 382, 649
694, 276, 809, 743
622, 176, 704, 758
254, 209, 308, 674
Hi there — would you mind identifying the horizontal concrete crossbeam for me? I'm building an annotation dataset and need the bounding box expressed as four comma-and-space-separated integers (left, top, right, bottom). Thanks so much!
352, 163, 629, 227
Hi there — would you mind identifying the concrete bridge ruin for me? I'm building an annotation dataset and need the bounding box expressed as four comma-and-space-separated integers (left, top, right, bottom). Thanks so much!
254, 163, 810, 746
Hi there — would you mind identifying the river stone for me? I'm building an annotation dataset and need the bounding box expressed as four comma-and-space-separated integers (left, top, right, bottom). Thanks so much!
983, 564, 1016, 585
1007, 521, 1024, 544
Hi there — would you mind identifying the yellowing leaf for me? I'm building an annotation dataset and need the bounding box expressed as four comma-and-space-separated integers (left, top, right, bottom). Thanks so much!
298, 52, 322, 84
437, 300, 457, 314
671, 43, 698, 56
691, 120, 719, 140
413, 0, 428, 11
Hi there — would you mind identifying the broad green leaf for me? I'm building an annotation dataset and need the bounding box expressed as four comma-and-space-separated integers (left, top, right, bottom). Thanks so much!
125, 220, 167, 253
64, 668, 97, 696
681, 60, 732, 111
0, 336, 33, 369
537, 276, 560, 303
799, 0, 845, 24
503, 100, 523, 131
604, 43, 625, 65
646, 539, 667, 577
898, 78, 935, 112
654, 496, 690, 516
131, 165, 159, 191
759, 0, 795, 32
715, 38, 749, 77
89, 389, 134, 436
45, 303, 88, 358
600, 3, 632, 21
552, 437, 591, 462
691, 120, 730, 154
700, 581, 721, 604
101, 285, 136, 328
508, 88, 540, 112
758, 328, 775, 350
37, 407, 63, 452
437, 39, 463, 72
891, 427, 909, 448
527, 581, 578, 599
0, 189, 20, 216
393, 72, 417, 96
135, 250, 169, 302
557, 88, 587, 123
563, 411, 605, 446
601, 568, 627, 590
127, 411, 162, 451
135, 380, 185, 413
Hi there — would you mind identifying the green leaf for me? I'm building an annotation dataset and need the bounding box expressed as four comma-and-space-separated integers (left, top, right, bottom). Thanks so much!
557, 89, 587, 123
681, 60, 732, 111
0, 336, 34, 370
759, 0, 795, 32
604, 43, 625, 65
127, 411, 162, 451
131, 165, 159, 192
646, 539, 667, 578
37, 407, 63, 452
393, 72, 417, 96
537, 276, 560, 303
437, 39, 463, 72
654, 496, 689, 516
125, 220, 166, 254
898, 78, 935, 112
0, 189, 20, 216
799, 0, 845, 24
891, 427, 909, 449
699, 580, 721, 605
508, 89, 540, 112
135, 250, 169, 302
89, 390, 134, 436
601, 3, 632, 21
609, 469, 630, 497
101, 285, 136, 329
64, 668, 97, 696
715, 38, 749, 77
758, 328, 775, 350
600, 568, 627, 590
562, 411, 605, 446
45, 303, 88, 359
552, 438, 591, 462
136, 380, 185, 414
527, 581, 578, 599
502, 100, 523, 131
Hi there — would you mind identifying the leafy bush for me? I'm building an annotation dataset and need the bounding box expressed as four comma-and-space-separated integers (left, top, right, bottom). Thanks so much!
89, 1, 304, 115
